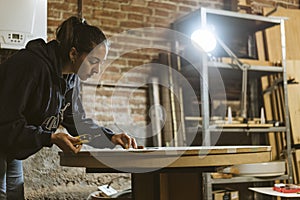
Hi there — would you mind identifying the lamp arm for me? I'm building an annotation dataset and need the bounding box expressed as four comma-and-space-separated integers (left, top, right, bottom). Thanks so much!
215, 35, 250, 119
215, 36, 244, 70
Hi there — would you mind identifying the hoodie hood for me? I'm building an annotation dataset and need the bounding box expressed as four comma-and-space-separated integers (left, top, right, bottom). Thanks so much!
26, 39, 63, 80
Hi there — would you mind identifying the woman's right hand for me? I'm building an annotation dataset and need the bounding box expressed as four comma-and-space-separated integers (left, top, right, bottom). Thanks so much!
50, 132, 82, 153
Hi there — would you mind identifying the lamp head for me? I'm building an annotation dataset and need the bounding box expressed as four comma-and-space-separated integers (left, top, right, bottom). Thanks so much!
191, 29, 217, 53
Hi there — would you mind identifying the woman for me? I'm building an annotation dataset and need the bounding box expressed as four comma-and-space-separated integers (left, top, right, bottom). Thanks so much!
0, 16, 137, 199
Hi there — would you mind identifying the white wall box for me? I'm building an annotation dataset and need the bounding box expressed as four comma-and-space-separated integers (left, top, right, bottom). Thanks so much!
0, 0, 47, 50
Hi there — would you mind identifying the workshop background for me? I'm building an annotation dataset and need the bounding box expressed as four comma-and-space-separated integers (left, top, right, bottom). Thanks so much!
0, 0, 300, 199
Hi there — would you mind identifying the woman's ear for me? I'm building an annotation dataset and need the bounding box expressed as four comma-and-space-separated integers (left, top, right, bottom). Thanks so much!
69, 47, 78, 64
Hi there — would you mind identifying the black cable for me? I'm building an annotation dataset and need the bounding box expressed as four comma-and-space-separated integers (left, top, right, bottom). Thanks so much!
106, 175, 130, 188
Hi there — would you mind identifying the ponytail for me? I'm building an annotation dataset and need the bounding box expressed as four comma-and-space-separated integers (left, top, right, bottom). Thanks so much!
56, 16, 107, 63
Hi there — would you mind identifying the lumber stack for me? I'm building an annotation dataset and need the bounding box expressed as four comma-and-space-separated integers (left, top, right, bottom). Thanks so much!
259, 7, 300, 183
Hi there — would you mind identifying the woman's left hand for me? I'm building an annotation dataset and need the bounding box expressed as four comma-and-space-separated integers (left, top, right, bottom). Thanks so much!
111, 133, 137, 149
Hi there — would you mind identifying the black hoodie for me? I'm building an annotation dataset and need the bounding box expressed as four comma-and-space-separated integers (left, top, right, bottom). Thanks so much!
0, 39, 115, 159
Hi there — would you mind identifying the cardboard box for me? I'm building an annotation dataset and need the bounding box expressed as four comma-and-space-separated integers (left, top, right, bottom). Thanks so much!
213, 189, 239, 200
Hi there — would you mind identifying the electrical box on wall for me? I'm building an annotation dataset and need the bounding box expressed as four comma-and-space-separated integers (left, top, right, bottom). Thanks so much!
0, 0, 47, 50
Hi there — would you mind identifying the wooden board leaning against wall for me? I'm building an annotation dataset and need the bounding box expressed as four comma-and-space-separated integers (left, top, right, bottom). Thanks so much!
286, 60, 300, 184
258, 7, 300, 183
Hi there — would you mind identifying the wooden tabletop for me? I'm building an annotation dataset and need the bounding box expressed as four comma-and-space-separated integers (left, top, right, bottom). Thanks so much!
59, 146, 272, 171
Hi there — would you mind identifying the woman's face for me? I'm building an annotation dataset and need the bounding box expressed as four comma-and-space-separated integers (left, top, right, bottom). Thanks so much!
75, 44, 108, 81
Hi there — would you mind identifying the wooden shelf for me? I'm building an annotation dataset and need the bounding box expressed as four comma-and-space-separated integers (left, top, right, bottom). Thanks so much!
209, 174, 288, 184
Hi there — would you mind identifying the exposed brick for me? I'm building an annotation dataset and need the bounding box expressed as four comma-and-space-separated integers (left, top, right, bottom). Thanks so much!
121, 5, 153, 15
128, 60, 145, 66
146, 16, 172, 27
94, 10, 127, 20
101, 73, 123, 81
48, 2, 74, 11
132, 115, 147, 122
101, 18, 119, 27
148, 2, 177, 11
170, 0, 198, 5
130, 91, 147, 99
131, 108, 147, 114
114, 36, 151, 47
182, 0, 198, 6
110, 59, 127, 66
121, 52, 151, 60
94, 115, 114, 122
155, 9, 170, 17
119, 21, 145, 29
128, 13, 144, 21
64, 0, 76, 3
48, 0, 64, 2
82, 0, 98, 6
105, 66, 121, 73
47, 19, 62, 27
108, 0, 131, 4
48, 10, 62, 19
62, 12, 78, 20
102, 26, 124, 34
126, 75, 148, 83
142, 30, 170, 39
102, 1, 121, 10
130, 0, 147, 6
117, 66, 133, 73
179, 6, 193, 12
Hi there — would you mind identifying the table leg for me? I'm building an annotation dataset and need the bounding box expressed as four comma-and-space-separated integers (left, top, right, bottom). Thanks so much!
132, 172, 201, 200
132, 173, 160, 200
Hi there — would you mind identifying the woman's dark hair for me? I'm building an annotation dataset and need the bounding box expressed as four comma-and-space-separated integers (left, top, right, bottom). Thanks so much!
56, 16, 108, 63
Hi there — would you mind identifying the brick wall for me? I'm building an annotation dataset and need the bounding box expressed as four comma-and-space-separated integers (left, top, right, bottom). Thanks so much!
47, 0, 224, 38
250, 0, 300, 14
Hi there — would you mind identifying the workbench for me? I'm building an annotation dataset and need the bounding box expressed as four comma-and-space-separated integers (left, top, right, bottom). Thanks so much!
59, 145, 272, 200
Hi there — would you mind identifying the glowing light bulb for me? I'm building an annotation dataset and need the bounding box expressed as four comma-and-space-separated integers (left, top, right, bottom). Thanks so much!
191, 29, 217, 52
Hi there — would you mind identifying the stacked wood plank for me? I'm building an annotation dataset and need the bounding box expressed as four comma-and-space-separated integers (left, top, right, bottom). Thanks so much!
261, 75, 285, 161
259, 7, 300, 183
286, 60, 300, 183
154, 53, 186, 147
154, 53, 174, 147
264, 7, 300, 60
